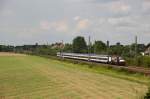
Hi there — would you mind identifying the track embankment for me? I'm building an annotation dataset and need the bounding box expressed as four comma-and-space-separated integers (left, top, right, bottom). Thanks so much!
123, 66, 150, 76
21, 54, 150, 76
58, 58, 150, 76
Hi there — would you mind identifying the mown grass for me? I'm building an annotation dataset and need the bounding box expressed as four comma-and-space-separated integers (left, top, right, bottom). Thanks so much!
0, 53, 150, 99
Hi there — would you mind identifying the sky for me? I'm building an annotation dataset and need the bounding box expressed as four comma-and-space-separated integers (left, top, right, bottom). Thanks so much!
0, 0, 150, 45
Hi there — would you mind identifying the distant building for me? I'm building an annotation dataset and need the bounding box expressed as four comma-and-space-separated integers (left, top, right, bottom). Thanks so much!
51, 42, 64, 49
145, 46, 150, 56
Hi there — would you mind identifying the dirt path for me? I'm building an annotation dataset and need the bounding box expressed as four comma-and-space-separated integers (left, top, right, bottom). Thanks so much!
0, 52, 26, 56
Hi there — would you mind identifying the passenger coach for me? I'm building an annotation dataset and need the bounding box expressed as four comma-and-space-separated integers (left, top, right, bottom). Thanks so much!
57, 52, 126, 66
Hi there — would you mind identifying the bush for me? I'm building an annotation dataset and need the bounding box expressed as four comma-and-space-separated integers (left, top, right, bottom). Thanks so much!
125, 56, 150, 68
144, 87, 150, 99
143, 56, 150, 67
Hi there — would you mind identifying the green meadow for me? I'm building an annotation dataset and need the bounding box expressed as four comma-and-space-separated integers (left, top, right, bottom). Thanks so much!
0, 53, 149, 99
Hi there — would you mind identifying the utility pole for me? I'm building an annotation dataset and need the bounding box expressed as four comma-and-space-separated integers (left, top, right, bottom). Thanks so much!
135, 36, 137, 57
88, 36, 91, 61
46, 42, 48, 46
61, 40, 64, 59
129, 44, 132, 57
106, 40, 110, 63
13, 44, 16, 53
106, 40, 109, 55
94, 40, 96, 54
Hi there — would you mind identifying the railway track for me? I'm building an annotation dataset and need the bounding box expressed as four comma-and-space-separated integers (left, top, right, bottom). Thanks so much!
122, 66, 150, 76
61, 58, 150, 76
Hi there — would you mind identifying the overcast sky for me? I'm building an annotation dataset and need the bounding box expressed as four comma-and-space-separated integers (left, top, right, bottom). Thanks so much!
0, 0, 150, 45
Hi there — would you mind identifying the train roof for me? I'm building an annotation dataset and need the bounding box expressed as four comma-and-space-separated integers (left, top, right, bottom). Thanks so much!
60, 52, 110, 57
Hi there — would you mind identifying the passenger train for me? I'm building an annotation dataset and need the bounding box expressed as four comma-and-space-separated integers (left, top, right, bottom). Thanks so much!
57, 52, 126, 66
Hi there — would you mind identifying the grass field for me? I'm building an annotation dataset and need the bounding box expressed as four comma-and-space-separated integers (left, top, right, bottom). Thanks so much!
0, 53, 150, 99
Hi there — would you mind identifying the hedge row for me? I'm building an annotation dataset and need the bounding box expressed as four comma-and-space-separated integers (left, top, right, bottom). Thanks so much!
126, 56, 150, 68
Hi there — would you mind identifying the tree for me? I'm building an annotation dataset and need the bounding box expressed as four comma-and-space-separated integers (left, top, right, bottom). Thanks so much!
93, 41, 106, 54
137, 44, 145, 53
0, 45, 14, 52
147, 43, 150, 48
109, 42, 124, 56
129, 43, 146, 56
122, 45, 132, 57
72, 36, 87, 53
63, 43, 72, 52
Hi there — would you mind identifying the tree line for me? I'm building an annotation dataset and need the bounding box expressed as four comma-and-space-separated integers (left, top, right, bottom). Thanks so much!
0, 36, 150, 57
69, 36, 149, 57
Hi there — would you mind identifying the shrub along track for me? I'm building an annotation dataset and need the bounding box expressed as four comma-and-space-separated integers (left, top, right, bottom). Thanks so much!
0, 54, 149, 99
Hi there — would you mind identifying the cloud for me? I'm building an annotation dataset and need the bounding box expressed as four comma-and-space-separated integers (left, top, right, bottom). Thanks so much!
142, 0, 150, 13
73, 16, 81, 21
89, 0, 131, 18
40, 20, 69, 32
90, 0, 120, 4
65, 0, 117, 4
107, 16, 136, 27
0, 0, 6, 9
108, 1, 131, 14
40, 17, 90, 33
50, 20, 69, 32
40, 21, 51, 30
76, 19, 90, 30
73, 16, 90, 31
0, 9, 14, 17
0, 0, 150, 45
